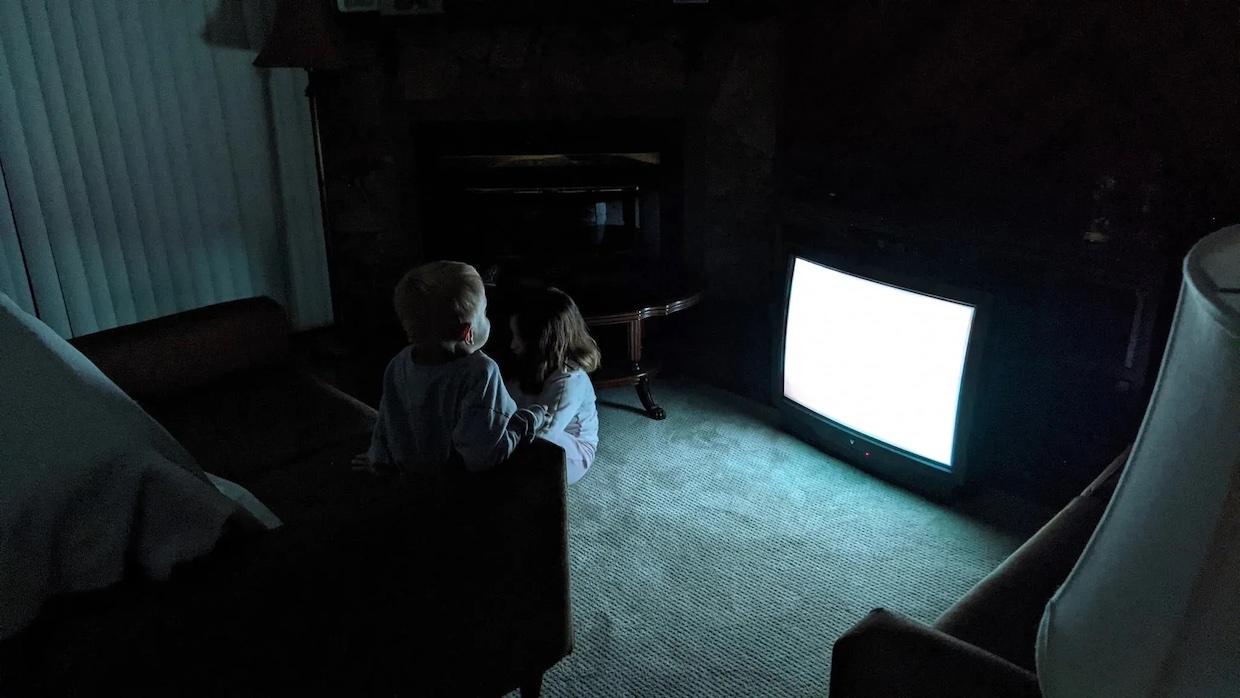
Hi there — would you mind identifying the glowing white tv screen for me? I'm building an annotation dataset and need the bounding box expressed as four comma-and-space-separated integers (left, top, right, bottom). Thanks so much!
783, 257, 976, 467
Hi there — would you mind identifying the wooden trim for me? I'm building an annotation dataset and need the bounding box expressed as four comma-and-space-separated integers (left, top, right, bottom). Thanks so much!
583, 292, 702, 326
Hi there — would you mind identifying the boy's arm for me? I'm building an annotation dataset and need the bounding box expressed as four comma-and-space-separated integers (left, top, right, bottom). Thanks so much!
530, 370, 587, 437
454, 362, 546, 471
362, 359, 400, 467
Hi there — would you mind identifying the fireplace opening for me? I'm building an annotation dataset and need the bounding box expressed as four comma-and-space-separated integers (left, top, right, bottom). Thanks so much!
414, 119, 684, 288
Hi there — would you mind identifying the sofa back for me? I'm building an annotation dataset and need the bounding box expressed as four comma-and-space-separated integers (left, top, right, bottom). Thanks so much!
69, 297, 292, 402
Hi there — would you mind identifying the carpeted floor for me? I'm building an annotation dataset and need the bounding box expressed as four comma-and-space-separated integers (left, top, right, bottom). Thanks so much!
514, 377, 1036, 697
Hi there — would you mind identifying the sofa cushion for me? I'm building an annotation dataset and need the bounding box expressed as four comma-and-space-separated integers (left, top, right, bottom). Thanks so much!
236, 435, 380, 527
70, 297, 291, 402
143, 368, 376, 498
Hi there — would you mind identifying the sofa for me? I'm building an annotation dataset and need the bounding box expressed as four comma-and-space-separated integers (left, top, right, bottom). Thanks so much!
0, 297, 572, 697
829, 445, 1132, 697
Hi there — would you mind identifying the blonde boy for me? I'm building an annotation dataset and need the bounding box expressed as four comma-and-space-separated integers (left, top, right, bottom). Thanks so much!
352, 261, 545, 476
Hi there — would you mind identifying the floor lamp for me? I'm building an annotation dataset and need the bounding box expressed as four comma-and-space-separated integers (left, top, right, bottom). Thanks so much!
253, 0, 346, 325
1037, 224, 1240, 696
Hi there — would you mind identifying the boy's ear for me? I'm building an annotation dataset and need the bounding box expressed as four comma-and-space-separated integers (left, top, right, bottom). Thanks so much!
459, 322, 474, 344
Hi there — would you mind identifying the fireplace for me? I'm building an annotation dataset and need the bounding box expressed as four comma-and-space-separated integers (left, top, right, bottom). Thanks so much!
413, 118, 684, 287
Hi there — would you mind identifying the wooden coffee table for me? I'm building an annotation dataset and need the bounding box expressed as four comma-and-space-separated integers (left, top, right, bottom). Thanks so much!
579, 285, 701, 420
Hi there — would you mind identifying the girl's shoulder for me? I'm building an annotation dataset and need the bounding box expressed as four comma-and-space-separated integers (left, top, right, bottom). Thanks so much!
539, 364, 591, 390
561, 365, 596, 393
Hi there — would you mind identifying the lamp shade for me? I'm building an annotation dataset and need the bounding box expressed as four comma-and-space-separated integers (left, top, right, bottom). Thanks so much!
1037, 224, 1240, 696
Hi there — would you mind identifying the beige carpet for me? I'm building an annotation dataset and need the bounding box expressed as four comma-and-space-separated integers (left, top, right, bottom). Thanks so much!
519, 378, 1034, 697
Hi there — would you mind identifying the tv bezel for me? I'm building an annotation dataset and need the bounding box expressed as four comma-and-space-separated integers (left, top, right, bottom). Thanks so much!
774, 245, 991, 499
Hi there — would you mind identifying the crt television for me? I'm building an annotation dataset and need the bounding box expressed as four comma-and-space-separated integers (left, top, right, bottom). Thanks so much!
776, 249, 989, 498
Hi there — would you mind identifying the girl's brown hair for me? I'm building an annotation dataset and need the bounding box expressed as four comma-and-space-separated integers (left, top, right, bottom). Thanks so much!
514, 287, 601, 394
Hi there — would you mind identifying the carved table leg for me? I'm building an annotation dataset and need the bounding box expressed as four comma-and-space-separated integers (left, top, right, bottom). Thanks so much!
627, 317, 643, 367
637, 375, 667, 420
627, 318, 667, 420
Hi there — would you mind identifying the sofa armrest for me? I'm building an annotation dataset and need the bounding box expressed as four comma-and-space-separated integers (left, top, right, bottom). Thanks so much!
68, 296, 291, 401
441, 439, 575, 672
830, 609, 1041, 698
320, 438, 575, 695
934, 446, 1131, 670
280, 438, 573, 694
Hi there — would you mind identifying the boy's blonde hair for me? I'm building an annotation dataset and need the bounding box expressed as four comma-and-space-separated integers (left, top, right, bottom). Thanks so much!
513, 287, 602, 394
393, 261, 485, 351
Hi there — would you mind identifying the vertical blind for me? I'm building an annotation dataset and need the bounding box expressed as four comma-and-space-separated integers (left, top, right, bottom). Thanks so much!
0, 0, 331, 337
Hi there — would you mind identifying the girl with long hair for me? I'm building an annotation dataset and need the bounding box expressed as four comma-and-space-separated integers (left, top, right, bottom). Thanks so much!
507, 287, 602, 485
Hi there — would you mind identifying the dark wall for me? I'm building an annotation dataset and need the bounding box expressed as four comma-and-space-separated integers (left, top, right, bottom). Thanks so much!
779, 0, 1240, 252
314, 8, 780, 345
